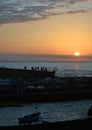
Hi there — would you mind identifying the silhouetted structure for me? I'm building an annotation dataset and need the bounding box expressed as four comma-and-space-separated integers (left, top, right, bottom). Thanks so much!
0, 67, 55, 79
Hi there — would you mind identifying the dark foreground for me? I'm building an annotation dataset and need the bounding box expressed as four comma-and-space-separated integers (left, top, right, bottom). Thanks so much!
0, 67, 92, 105
0, 118, 92, 129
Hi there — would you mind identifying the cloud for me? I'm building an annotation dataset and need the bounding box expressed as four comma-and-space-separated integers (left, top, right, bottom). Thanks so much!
0, 0, 92, 24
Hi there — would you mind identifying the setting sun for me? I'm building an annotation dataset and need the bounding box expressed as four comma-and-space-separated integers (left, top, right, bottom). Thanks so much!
74, 52, 80, 56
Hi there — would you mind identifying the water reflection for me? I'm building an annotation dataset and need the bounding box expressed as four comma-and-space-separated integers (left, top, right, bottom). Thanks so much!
0, 100, 92, 126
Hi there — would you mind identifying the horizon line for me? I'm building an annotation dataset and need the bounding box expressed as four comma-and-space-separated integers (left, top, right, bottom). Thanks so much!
0, 53, 92, 56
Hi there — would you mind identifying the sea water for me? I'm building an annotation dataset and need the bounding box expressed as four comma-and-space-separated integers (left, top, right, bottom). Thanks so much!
0, 61, 92, 126
0, 100, 92, 126
0, 61, 92, 77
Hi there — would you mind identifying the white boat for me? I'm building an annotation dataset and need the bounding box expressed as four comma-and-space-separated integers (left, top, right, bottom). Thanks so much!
18, 112, 41, 125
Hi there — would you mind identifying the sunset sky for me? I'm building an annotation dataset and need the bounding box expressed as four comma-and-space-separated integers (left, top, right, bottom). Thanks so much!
0, 0, 92, 58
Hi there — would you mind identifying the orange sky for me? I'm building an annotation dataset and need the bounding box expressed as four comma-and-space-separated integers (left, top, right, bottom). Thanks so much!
0, 1, 92, 56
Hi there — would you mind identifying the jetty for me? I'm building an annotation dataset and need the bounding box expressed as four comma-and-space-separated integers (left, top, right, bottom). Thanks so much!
0, 66, 55, 79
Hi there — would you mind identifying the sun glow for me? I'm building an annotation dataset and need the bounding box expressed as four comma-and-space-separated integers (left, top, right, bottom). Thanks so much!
74, 52, 80, 56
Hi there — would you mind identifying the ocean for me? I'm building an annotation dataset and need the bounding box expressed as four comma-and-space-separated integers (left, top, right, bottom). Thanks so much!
0, 61, 92, 77
0, 61, 92, 126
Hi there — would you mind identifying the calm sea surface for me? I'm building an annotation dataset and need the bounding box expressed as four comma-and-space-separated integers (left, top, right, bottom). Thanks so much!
0, 61, 92, 77
0, 61, 92, 126
0, 100, 92, 126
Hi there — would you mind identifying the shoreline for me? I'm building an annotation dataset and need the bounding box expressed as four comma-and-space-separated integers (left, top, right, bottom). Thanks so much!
0, 77, 92, 104
0, 90, 92, 106
0, 118, 92, 129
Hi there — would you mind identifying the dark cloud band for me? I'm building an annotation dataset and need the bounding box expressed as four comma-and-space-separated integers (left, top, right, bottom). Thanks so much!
0, 0, 91, 24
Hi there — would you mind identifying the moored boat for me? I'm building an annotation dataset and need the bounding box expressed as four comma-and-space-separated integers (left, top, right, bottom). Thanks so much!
18, 112, 41, 125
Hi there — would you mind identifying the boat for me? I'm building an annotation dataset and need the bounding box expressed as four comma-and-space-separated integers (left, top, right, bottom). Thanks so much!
18, 112, 41, 125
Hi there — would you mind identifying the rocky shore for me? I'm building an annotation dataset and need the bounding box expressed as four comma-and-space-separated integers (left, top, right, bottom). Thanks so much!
0, 67, 92, 104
